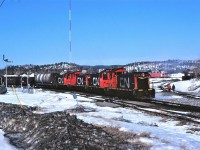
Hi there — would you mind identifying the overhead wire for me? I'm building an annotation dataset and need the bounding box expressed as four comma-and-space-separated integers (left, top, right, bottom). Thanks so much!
0, 0, 5, 8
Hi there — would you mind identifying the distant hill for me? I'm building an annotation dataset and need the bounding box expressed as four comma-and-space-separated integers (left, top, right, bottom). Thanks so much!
0, 59, 199, 75
125, 59, 198, 74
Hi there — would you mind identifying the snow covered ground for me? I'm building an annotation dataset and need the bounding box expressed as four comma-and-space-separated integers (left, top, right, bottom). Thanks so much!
173, 79, 200, 97
151, 77, 200, 96
0, 80, 200, 149
0, 130, 18, 150
151, 78, 200, 106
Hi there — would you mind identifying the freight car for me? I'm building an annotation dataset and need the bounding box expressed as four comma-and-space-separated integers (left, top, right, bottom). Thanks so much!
35, 67, 155, 99
2, 75, 21, 86
0, 75, 35, 87
182, 72, 195, 80
35, 73, 60, 87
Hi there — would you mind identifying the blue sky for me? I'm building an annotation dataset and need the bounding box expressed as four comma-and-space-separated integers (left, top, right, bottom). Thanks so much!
0, 0, 200, 67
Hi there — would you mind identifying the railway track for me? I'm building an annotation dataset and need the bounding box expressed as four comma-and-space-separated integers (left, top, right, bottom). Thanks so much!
109, 99, 200, 124
80, 94, 200, 123
173, 90, 200, 99
43, 88, 200, 124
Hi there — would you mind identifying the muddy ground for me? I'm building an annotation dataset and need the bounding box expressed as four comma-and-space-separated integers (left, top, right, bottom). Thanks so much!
0, 102, 149, 150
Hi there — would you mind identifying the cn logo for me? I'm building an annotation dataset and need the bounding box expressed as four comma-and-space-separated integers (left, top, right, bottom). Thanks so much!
120, 77, 130, 88
77, 77, 84, 85
58, 77, 63, 84
93, 77, 99, 86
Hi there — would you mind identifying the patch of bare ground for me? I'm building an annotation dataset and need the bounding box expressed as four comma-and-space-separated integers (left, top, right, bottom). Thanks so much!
159, 117, 169, 123
175, 120, 189, 126
187, 127, 200, 135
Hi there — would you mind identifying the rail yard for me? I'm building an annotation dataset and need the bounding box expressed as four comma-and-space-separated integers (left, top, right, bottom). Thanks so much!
1, 0, 200, 149
0, 77, 200, 149
0, 59, 200, 149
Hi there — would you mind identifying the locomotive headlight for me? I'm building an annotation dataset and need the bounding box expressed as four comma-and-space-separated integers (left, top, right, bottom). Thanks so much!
141, 73, 145, 77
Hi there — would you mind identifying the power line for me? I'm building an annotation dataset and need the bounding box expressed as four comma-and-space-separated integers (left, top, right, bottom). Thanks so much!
0, 0, 5, 8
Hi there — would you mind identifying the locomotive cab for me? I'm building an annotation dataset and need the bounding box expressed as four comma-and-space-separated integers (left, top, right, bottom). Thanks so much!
99, 67, 126, 89
99, 69, 110, 88
134, 72, 155, 98
117, 72, 155, 98
109, 67, 126, 88
64, 71, 82, 85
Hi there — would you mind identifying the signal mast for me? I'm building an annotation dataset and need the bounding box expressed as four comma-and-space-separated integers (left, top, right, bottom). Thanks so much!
3, 54, 13, 88
68, 0, 72, 71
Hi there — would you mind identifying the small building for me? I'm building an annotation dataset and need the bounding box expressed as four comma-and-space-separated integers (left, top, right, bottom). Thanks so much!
169, 73, 184, 78
150, 71, 168, 78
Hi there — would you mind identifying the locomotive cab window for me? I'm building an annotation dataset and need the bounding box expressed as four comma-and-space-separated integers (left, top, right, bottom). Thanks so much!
67, 74, 70, 79
103, 73, 107, 80
110, 73, 112, 79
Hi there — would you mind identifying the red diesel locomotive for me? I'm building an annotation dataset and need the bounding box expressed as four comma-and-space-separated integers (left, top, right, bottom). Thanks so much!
35, 67, 155, 99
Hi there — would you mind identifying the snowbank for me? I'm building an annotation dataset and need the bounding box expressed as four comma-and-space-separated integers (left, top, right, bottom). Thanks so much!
173, 79, 200, 96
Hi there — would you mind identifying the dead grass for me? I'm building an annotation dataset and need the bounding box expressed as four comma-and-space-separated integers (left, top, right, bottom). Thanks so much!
138, 132, 151, 138
159, 118, 169, 123
175, 120, 188, 126
187, 127, 200, 135
189, 127, 200, 132
96, 125, 152, 148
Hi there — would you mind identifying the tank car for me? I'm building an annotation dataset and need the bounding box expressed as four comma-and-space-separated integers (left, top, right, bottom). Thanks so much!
35, 73, 60, 87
